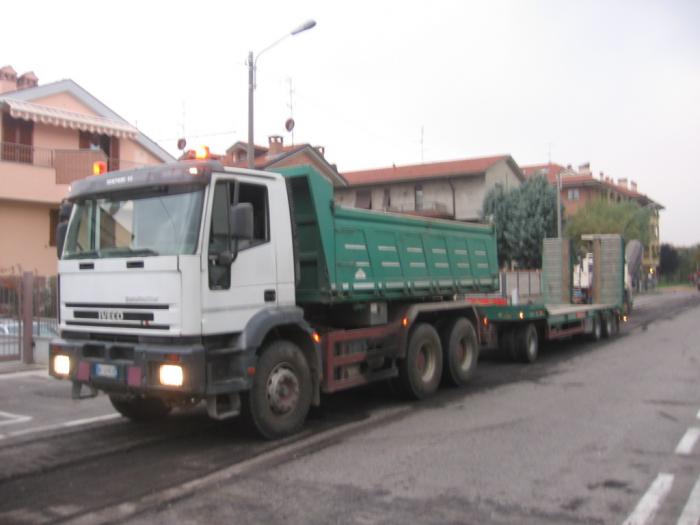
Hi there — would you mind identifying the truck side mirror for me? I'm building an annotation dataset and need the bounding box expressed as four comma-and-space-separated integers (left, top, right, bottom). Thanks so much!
230, 203, 254, 240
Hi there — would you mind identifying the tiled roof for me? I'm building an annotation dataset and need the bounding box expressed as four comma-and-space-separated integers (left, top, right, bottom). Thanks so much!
342, 155, 513, 186
521, 163, 566, 184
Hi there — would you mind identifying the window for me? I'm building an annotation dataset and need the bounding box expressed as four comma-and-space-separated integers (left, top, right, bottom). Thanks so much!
1, 114, 33, 163
208, 180, 270, 289
355, 189, 371, 209
382, 188, 391, 209
567, 189, 580, 201
415, 185, 424, 211
49, 209, 59, 247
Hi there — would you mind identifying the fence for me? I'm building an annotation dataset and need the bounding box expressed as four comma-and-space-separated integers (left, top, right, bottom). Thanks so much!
0, 273, 57, 363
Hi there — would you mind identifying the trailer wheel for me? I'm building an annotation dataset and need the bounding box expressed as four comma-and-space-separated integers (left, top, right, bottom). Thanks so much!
398, 323, 443, 400
589, 315, 602, 341
245, 340, 312, 440
441, 318, 478, 387
109, 395, 171, 422
602, 313, 614, 338
515, 323, 539, 363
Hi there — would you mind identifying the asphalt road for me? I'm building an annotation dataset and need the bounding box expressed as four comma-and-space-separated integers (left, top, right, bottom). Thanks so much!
0, 289, 698, 525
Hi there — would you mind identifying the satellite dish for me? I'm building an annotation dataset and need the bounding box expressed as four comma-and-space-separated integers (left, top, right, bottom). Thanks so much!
285, 118, 295, 132
177, 138, 187, 151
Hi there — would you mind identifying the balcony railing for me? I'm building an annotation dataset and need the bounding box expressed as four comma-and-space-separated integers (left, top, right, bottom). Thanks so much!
1, 142, 157, 185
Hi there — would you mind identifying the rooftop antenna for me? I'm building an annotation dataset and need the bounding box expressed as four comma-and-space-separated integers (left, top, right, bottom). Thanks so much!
421, 125, 424, 163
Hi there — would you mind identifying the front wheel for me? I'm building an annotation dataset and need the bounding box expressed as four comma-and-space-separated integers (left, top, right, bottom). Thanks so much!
109, 394, 171, 422
245, 340, 312, 440
398, 323, 443, 399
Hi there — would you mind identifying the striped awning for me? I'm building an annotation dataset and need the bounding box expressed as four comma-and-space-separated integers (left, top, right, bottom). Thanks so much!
1, 98, 138, 139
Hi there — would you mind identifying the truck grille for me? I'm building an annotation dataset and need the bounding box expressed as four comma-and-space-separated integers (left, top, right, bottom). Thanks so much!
65, 302, 170, 331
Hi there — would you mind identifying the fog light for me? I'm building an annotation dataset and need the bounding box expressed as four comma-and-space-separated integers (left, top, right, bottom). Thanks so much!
54, 355, 71, 376
159, 364, 183, 387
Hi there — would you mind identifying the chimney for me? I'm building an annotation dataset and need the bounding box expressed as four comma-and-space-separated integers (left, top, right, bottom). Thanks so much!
315, 145, 325, 157
617, 177, 628, 189
599, 171, 604, 181
630, 181, 638, 192
0, 65, 17, 94
268, 135, 284, 156
17, 71, 38, 90
578, 162, 591, 176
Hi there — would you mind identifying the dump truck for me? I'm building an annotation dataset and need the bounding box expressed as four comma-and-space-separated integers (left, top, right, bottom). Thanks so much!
49, 158, 625, 439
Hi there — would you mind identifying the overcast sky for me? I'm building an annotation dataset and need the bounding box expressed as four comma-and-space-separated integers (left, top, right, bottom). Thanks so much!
4, 0, 699, 245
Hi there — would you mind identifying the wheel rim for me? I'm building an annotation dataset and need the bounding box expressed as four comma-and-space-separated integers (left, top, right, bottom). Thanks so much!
606, 317, 612, 334
595, 318, 601, 337
416, 342, 437, 382
266, 363, 300, 415
455, 336, 474, 372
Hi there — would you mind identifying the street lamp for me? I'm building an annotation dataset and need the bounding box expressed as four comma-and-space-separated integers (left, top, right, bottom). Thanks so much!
247, 20, 316, 168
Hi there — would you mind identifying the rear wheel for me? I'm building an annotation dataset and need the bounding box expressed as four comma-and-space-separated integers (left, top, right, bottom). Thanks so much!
245, 340, 312, 440
441, 318, 478, 387
109, 395, 171, 422
398, 323, 443, 399
515, 323, 539, 363
589, 315, 602, 341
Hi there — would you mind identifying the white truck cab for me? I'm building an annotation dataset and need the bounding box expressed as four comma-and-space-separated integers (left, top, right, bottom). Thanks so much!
50, 160, 321, 439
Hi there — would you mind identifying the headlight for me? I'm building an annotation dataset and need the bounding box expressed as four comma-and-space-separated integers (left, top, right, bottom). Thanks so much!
53, 355, 71, 376
159, 364, 184, 387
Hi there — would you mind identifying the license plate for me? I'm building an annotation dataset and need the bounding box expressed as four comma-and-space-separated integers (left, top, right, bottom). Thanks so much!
94, 363, 118, 379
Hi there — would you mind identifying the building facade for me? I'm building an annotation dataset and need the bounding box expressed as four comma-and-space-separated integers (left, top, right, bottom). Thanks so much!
0, 66, 173, 275
337, 155, 523, 221
521, 162, 663, 278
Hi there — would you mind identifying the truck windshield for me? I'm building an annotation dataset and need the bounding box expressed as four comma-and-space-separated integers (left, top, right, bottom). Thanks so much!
62, 187, 204, 259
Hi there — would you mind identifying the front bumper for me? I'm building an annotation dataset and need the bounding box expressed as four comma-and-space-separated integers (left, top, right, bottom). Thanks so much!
49, 337, 254, 398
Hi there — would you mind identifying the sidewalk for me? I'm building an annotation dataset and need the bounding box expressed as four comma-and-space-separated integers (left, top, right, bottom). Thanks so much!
0, 360, 45, 375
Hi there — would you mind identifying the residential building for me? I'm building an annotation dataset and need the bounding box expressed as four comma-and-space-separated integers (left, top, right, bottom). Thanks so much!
521, 162, 663, 277
0, 65, 173, 275
337, 155, 524, 221
221, 135, 346, 187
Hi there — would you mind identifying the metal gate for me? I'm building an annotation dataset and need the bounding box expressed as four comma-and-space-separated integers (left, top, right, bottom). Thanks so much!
0, 275, 22, 361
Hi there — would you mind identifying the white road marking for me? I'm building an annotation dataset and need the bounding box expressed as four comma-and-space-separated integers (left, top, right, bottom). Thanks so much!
677, 473, 700, 525
622, 473, 674, 525
0, 413, 120, 441
0, 410, 32, 427
675, 427, 700, 455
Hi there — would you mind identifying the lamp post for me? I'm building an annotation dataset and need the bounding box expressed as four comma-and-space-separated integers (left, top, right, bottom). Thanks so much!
247, 20, 316, 168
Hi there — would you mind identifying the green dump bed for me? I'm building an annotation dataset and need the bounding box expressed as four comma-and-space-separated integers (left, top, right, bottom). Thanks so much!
279, 166, 499, 305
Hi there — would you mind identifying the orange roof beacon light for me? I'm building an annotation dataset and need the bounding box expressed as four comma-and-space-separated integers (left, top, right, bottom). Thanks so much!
194, 145, 210, 160
92, 161, 107, 175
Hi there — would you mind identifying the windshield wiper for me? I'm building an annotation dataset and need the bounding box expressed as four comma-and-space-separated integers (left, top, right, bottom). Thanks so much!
101, 247, 160, 257
64, 250, 99, 260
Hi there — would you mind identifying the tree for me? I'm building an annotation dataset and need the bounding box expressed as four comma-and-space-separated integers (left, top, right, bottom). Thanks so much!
659, 244, 679, 278
564, 199, 652, 251
482, 175, 557, 268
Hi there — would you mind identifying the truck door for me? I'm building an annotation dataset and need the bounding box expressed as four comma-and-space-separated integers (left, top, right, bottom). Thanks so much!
202, 176, 277, 334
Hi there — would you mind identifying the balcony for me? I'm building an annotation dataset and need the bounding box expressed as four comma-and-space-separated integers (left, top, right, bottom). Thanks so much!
0, 142, 147, 186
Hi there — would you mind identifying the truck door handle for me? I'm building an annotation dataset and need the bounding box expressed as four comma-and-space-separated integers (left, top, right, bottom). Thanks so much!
264, 290, 276, 302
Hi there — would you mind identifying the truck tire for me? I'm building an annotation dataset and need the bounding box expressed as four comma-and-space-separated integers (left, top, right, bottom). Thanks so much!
441, 318, 478, 387
515, 323, 539, 363
109, 395, 171, 422
246, 340, 312, 440
602, 313, 615, 338
398, 323, 443, 400
589, 315, 602, 341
